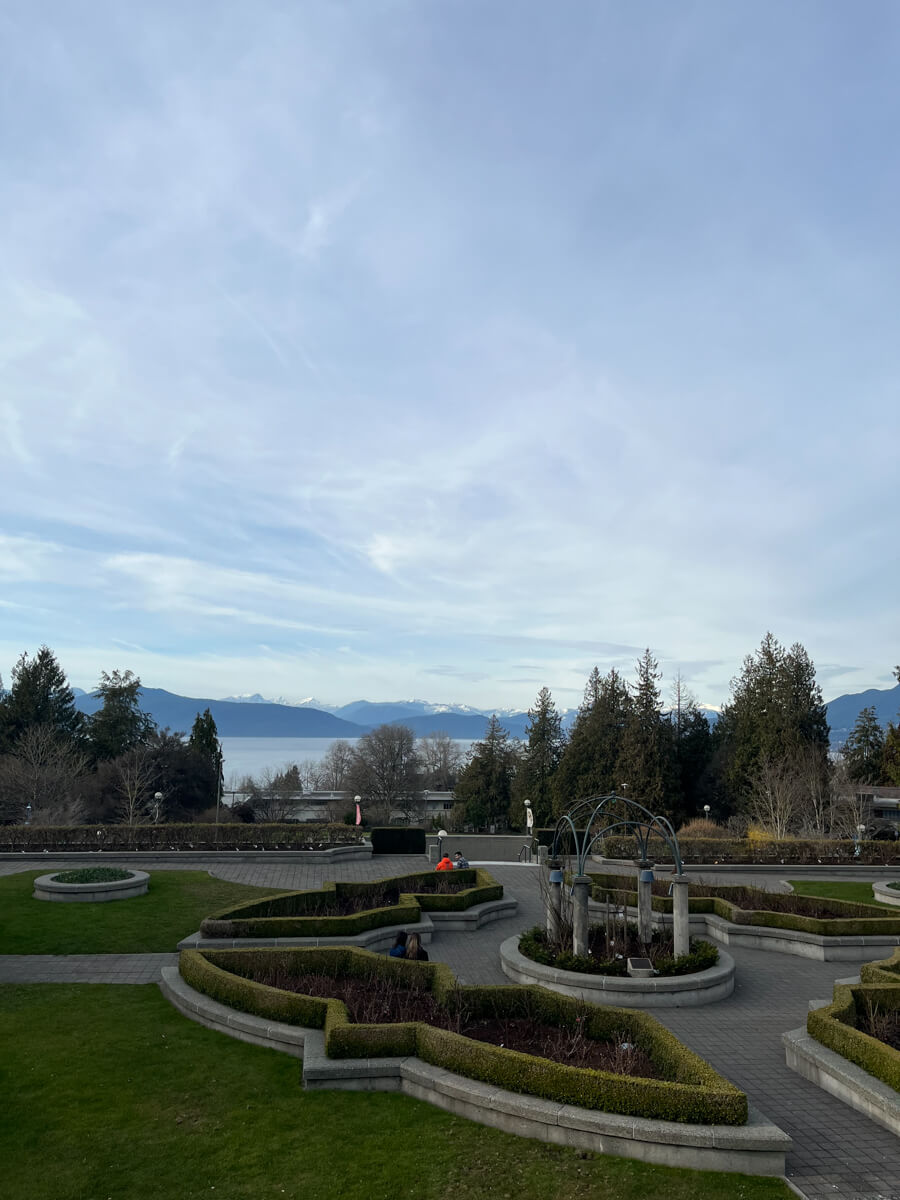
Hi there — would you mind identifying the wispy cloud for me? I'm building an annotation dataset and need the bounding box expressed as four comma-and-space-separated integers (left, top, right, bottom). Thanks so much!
1, 1, 898, 708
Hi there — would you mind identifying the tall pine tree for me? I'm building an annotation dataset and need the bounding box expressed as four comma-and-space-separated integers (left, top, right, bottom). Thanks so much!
89, 670, 157, 762
454, 716, 520, 830
0, 646, 84, 754
552, 668, 630, 815
841, 707, 886, 785
615, 649, 678, 815
511, 687, 566, 826
188, 708, 224, 805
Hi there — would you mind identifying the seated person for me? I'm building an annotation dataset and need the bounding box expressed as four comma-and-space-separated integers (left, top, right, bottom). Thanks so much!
453, 851, 470, 869
435, 854, 454, 871
389, 930, 408, 958
405, 932, 429, 961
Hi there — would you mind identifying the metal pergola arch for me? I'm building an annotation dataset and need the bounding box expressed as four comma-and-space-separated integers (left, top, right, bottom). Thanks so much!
550, 792, 684, 877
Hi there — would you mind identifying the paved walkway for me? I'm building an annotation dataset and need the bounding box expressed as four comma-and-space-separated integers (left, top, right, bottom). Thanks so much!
2, 858, 899, 1200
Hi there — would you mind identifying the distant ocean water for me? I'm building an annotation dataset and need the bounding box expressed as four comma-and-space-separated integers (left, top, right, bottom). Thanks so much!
220, 736, 474, 785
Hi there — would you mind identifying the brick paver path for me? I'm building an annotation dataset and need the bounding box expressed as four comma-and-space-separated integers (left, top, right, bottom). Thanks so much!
2, 857, 899, 1199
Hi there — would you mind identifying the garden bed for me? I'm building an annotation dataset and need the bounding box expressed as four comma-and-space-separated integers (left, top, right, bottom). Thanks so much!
518, 924, 718, 977
784, 977, 900, 1136
179, 945, 745, 1124
199, 868, 503, 940
33, 869, 149, 903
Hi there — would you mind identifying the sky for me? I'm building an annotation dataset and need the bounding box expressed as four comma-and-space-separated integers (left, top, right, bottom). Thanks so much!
1, 1, 899, 713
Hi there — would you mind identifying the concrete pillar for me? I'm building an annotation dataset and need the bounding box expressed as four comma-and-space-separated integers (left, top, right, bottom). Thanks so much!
546, 869, 562, 943
671, 874, 690, 959
571, 874, 591, 958
537, 844, 548, 866
637, 865, 654, 946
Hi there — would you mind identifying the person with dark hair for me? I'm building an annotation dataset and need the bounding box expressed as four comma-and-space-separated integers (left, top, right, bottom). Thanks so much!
389, 930, 408, 958
405, 932, 429, 961
453, 851, 469, 869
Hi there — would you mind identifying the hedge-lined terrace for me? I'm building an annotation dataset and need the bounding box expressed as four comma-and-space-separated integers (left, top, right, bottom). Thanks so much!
589, 874, 900, 938
199, 868, 502, 939
180, 945, 747, 1125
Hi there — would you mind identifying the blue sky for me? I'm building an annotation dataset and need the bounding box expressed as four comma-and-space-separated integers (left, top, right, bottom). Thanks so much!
2, 1, 898, 711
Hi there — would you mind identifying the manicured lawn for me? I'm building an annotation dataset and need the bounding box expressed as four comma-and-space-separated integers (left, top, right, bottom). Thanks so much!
0, 870, 279, 954
788, 880, 896, 908
0, 984, 792, 1200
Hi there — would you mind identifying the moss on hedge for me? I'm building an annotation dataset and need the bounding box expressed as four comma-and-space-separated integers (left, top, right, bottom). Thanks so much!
807, 982, 900, 1093
181, 945, 747, 1126
199, 869, 502, 939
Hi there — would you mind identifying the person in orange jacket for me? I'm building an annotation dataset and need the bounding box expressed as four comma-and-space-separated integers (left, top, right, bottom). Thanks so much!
435, 854, 454, 871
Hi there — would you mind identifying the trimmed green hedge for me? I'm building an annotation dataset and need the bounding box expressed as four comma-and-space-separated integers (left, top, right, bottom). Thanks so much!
199, 868, 502, 939
370, 827, 427, 854
182, 945, 747, 1125
589, 874, 900, 938
517, 926, 718, 977
0, 823, 366, 852
537, 829, 900, 865
807, 982, 900, 1093
860, 948, 900, 985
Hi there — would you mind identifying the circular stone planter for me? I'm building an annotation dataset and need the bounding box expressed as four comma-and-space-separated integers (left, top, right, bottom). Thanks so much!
872, 881, 900, 907
33, 870, 149, 903
500, 936, 735, 1007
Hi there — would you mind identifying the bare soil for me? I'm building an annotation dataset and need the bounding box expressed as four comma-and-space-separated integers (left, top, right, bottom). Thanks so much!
243, 967, 662, 1077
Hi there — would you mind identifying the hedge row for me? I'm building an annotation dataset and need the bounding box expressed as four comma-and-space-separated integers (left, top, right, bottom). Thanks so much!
199, 868, 502, 939
860, 948, 900, 985
184, 945, 747, 1125
0, 823, 366, 852
589, 875, 900, 938
807, 982, 900, 1093
591, 835, 899, 866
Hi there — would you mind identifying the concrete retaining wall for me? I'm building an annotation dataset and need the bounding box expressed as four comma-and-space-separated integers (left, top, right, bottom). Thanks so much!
783, 1026, 900, 1138
4, 844, 373, 866
160, 966, 790, 1176
33, 870, 149, 903
591, 900, 900, 962
872, 881, 900, 907
500, 936, 735, 1007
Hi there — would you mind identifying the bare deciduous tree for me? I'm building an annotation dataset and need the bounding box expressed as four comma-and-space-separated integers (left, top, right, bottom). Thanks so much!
417, 731, 464, 791
245, 765, 301, 821
317, 740, 354, 792
745, 755, 801, 839
347, 724, 423, 824
113, 745, 160, 827
0, 726, 89, 825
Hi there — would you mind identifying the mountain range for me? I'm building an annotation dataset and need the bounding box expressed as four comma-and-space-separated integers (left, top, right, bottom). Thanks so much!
69, 685, 900, 744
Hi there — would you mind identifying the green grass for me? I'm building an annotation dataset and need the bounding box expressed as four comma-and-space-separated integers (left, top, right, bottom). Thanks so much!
787, 880, 897, 908
0, 871, 280, 954
0, 984, 792, 1200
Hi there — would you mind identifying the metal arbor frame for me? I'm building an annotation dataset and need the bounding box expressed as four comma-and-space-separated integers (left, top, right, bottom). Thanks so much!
550, 793, 684, 877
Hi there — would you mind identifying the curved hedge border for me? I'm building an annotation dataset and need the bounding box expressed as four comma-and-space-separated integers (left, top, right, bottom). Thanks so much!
589, 874, 900, 938
180, 945, 747, 1126
807, 982, 900, 1094
199, 868, 502, 940
860, 947, 900, 985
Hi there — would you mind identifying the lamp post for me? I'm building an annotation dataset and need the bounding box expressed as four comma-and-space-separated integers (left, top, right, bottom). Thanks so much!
25, 803, 32, 826
703, 804, 711, 820
855, 823, 866, 859
437, 828, 448, 859
153, 792, 163, 823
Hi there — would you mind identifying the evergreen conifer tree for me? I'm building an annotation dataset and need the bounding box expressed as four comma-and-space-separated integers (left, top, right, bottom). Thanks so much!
0, 646, 84, 754
454, 715, 519, 829
552, 668, 630, 815
89, 670, 157, 762
841, 706, 886, 785
615, 649, 678, 815
511, 687, 566, 826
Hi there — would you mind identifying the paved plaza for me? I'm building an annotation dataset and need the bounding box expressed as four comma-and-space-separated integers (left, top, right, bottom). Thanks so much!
2, 856, 899, 1200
